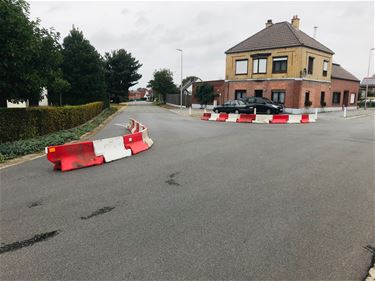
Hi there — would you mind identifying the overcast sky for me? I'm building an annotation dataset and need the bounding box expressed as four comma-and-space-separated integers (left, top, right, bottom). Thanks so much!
29, 1, 374, 89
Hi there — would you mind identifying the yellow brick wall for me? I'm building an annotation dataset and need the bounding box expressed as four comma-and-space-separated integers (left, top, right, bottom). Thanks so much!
225, 47, 332, 81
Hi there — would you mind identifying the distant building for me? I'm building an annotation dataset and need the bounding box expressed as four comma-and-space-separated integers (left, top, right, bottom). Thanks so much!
359, 74, 375, 100
6, 88, 48, 108
192, 16, 360, 113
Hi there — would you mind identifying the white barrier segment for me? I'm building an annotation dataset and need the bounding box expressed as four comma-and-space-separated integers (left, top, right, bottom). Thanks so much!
315, 108, 318, 120
226, 114, 240, 122
208, 113, 220, 121
141, 128, 154, 147
308, 114, 317, 122
287, 115, 302, 124
93, 136, 131, 162
253, 114, 273, 123
127, 119, 133, 130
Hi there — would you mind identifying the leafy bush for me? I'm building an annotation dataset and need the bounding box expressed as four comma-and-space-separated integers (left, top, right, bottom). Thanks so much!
0, 107, 117, 162
0, 102, 103, 142
196, 83, 218, 107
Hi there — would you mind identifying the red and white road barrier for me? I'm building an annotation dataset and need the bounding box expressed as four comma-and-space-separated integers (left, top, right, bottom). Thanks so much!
46, 118, 153, 172
201, 113, 316, 124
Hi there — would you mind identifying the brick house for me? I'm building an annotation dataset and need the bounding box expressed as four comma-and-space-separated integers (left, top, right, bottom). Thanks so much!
192, 16, 360, 113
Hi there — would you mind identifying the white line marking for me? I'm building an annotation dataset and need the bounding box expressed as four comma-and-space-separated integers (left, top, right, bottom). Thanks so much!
114, 123, 126, 127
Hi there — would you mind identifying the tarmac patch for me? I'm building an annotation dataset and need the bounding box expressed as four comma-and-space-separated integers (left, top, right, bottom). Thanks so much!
0, 230, 59, 254
28, 200, 43, 208
81, 206, 115, 220
166, 172, 181, 186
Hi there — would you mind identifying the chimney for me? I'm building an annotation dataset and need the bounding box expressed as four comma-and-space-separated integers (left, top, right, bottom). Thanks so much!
291, 15, 300, 29
265, 19, 273, 28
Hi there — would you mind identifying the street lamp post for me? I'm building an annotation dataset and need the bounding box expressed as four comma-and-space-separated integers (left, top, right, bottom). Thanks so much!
176, 49, 183, 109
365, 47, 375, 110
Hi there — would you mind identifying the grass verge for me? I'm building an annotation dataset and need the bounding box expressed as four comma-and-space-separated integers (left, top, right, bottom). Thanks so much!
0, 107, 118, 163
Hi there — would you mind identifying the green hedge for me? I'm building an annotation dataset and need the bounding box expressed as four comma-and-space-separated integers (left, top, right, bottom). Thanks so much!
0, 102, 103, 142
0, 107, 117, 162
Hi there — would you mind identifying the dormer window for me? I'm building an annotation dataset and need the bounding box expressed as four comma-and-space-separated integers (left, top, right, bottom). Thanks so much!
272, 57, 288, 73
235, 59, 248, 75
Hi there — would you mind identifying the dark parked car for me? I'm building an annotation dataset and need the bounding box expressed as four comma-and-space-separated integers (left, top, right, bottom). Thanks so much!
241, 96, 284, 114
213, 100, 254, 114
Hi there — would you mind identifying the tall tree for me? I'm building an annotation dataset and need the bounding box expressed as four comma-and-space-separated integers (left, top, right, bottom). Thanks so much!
61, 27, 107, 106
147, 69, 178, 103
104, 49, 142, 103
0, 0, 62, 107
181, 76, 201, 87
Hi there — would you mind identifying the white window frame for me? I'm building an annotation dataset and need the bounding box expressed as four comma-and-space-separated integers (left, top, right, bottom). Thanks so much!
235, 59, 248, 75
253, 58, 267, 74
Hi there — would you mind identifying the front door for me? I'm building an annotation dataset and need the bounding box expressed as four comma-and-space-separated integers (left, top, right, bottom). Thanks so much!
255, 90, 263, 97
343, 91, 349, 106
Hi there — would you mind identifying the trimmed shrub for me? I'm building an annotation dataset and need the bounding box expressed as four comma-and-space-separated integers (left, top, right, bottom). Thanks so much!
0, 107, 117, 162
0, 102, 103, 142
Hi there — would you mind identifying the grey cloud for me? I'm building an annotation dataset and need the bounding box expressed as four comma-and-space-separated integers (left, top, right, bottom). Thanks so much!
29, 1, 374, 88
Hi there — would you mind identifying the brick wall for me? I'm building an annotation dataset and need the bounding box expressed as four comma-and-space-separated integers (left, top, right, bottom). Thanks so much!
192, 78, 359, 109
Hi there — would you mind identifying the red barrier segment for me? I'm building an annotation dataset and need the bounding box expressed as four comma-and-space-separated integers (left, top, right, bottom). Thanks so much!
123, 132, 149, 155
217, 113, 229, 122
201, 113, 211, 121
129, 119, 135, 132
46, 142, 104, 172
301, 114, 310, 123
270, 114, 289, 124
237, 114, 256, 123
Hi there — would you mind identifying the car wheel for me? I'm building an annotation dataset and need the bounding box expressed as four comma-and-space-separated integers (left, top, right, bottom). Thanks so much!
235, 110, 240, 114
266, 109, 271, 115
214, 109, 219, 113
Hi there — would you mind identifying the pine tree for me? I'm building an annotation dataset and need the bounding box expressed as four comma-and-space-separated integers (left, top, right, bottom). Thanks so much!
61, 27, 107, 106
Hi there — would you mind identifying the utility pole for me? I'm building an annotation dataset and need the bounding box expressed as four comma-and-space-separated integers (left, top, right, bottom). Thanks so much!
176, 49, 183, 109
365, 48, 375, 110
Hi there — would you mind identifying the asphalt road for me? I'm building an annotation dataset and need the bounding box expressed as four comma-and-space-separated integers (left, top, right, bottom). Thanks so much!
1, 104, 374, 280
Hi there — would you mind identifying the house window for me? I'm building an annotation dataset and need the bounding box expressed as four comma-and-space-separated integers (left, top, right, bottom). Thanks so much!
272, 57, 287, 73
332, 92, 341, 105
350, 93, 356, 104
235, 90, 246, 100
271, 91, 285, 104
308, 56, 314, 74
253, 58, 267, 74
323, 60, 328, 77
235, 59, 248, 75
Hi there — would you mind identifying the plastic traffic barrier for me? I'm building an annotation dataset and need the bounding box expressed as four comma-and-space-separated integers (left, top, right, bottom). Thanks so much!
46, 142, 104, 171
93, 136, 131, 162
208, 113, 220, 121
141, 127, 154, 148
287, 115, 302, 124
201, 113, 211, 120
127, 119, 135, 132
226, 114, 240, 122
217, 113, 229, 122
253, 114, 273, 124
301, 114, 316, 123
270, 114, 289, 124
237, 114, 256, 123
124, 132, 149, 155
